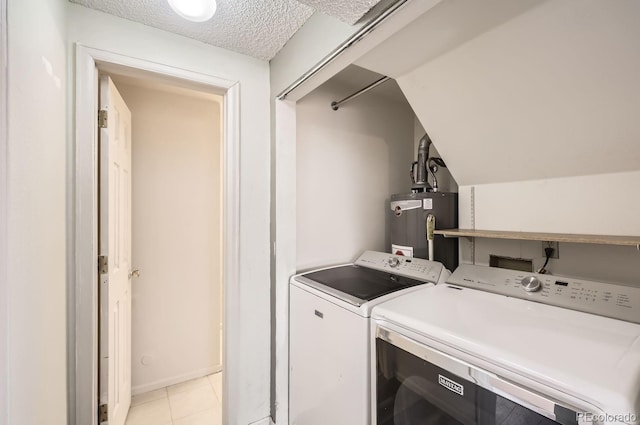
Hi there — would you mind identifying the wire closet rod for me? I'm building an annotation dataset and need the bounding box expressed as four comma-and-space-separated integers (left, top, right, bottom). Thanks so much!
331, 76, 390, 110
276, 0, 410, 100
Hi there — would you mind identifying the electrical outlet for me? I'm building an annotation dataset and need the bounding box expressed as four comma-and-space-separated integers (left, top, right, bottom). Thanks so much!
541, 241, 559, 259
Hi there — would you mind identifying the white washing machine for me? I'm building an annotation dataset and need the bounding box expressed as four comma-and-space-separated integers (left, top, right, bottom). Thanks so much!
289, 250, 450, 425
371, 264, 640, 425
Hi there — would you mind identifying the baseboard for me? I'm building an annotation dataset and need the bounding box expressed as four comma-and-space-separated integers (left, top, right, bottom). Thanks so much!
248, 417, 272, 425
132, 364, 222, 395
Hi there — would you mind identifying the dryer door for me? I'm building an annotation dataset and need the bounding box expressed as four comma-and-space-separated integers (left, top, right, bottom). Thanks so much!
375, 328, 586, 425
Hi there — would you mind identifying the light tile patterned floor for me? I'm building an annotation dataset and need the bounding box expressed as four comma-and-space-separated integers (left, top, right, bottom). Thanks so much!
125, 372, 223, 425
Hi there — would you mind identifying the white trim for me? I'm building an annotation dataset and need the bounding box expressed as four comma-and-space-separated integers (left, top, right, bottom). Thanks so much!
222, 82, 240, 425
273, 99, 297, 425
73, 45, 240, 425
131, 365, 222, 396
0, 0, 8, 423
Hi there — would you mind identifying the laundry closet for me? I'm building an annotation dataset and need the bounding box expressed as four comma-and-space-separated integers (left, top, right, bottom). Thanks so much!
286, 1, 640, 425
293, 0, 640, 284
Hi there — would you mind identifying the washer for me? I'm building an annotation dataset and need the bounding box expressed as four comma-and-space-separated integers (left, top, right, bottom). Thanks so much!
371, 264, 640, 425
289, 250, 449, 425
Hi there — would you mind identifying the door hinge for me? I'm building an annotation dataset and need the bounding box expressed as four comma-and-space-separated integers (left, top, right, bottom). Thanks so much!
98, 404, 108, 423
98, 110, 108, 128
98, 255, 108, 274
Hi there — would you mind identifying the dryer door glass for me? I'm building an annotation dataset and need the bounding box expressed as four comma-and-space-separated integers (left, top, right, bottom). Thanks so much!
376, 338, 579, 425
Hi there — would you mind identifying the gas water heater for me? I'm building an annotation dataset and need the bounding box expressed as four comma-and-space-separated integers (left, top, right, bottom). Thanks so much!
390, 192, 458, 271
390, 133, 458, 270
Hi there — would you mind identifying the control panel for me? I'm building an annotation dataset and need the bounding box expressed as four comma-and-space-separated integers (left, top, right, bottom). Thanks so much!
447, 264, 640, 324
355, 251, 444, 284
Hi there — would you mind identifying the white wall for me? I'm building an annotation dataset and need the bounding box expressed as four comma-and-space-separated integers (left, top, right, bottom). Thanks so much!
115, 81, 223, 394
458, 172, 640, 237
296, 79, 415, 270
7, 0, 67, 424
67, 5, 271, 424
0, 0, 7, 423
456, 171, 640, 286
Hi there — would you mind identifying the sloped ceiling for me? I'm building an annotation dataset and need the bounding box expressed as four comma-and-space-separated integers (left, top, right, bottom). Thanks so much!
297, 0, 381, 25
69, 0, 383, 60
328, 65, 408, 106
356, 0, 640, 186
355, 0, 544, 79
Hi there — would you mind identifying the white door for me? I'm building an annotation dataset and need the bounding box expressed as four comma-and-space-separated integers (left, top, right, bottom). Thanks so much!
99, 76, 132, 425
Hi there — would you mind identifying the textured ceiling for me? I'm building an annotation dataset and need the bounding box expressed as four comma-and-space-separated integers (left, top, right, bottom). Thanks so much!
69, 0, 384, 60
69, 0, 313, 60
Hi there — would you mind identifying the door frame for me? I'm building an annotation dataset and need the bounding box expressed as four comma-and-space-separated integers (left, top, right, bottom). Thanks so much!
0, 0, 7, 423
73, 45, 240, 425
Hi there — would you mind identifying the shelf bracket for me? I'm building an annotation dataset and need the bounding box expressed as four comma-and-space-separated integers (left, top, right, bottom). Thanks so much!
470, 186, 476, 265
441, 234, 472, 241
636, 244, 640, 252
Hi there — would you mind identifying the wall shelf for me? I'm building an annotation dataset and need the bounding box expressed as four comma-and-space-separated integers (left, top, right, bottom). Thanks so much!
435, 229, 640, 247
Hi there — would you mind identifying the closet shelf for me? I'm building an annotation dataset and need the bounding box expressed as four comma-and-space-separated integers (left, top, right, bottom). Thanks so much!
434, 229, 640, 246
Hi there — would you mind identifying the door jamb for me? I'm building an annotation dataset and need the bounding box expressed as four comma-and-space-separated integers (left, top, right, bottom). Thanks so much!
73, 45, 240, 425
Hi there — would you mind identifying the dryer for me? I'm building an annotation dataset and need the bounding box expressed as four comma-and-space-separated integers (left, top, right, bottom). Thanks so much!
371, 265, 640, 425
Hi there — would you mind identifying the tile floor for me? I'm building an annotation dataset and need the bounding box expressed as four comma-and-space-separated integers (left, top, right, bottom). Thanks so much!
125, 372, 222, 425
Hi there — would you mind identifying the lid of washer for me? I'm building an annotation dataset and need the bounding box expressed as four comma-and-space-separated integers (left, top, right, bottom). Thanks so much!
292, 251, 445, 306
371, 284, 640, 421
296, 264, 428, 306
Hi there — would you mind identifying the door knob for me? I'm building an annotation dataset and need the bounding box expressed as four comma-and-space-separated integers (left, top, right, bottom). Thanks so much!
129, 269, 141, 279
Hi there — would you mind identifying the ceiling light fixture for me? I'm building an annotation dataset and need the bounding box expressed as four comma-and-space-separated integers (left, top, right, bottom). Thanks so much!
167, 0, 217, 22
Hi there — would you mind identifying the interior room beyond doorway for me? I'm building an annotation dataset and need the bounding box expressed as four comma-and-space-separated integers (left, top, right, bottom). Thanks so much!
109, 74, 224, 425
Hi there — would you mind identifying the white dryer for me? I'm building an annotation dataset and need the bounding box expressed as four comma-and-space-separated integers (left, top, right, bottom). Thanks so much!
371, 264, 640, 425
289, 251, 449, 425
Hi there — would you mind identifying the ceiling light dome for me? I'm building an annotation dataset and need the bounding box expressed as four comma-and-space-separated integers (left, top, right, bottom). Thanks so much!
168, 0, 217, 22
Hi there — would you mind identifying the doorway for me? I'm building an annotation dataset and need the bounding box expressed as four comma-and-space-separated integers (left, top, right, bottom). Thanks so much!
99, 74, 224, 425
73, 46, 240, 425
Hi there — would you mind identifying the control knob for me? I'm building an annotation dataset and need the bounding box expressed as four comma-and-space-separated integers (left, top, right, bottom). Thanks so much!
520, 276, 541, 292
388, 257, 400, 268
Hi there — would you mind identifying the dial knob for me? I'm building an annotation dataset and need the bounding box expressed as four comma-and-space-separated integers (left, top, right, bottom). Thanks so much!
388, 257, 400, 268
520, 276, 541, 292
